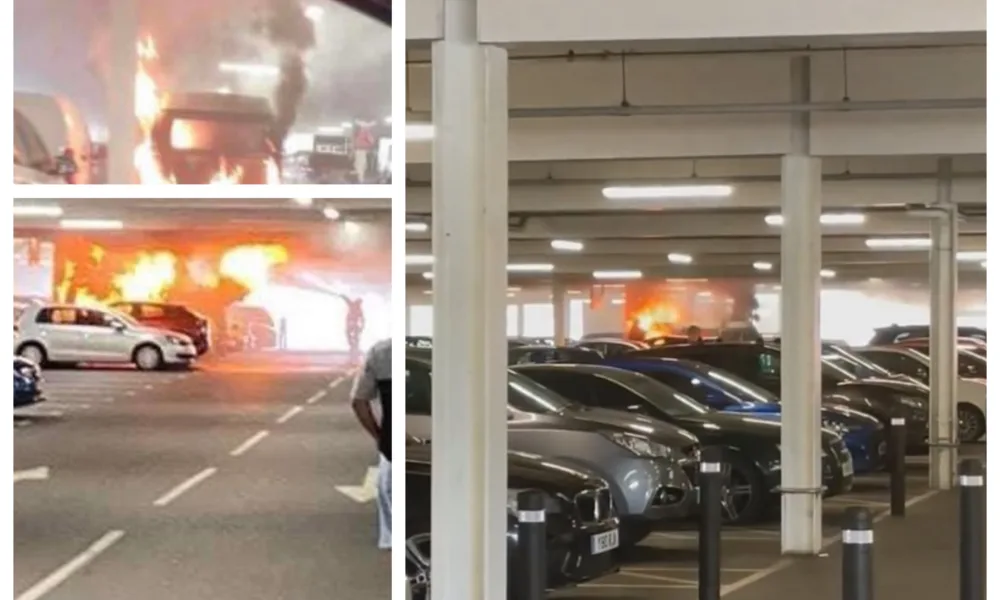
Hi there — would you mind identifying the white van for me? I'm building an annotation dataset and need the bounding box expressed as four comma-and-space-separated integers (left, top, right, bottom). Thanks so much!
13, 92, 93, 184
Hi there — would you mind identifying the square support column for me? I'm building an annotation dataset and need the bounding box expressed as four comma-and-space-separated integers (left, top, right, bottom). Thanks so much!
929, 159, 958, 490
430, 0, 510, 597
779, 154, 824, 555
107, 0, 138, 184
552, 280, 568, 345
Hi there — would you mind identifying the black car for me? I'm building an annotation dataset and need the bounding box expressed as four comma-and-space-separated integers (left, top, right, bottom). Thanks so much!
405, 444, 621, 598
509, 345, 603, 365
111, 302, 211, 355
573, 339, 647, 358
869, 324, 986, 346
633, 342, 931, 450
511, 363, 855, 525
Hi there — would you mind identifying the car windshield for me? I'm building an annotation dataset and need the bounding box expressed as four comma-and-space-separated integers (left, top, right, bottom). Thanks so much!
106, 309, 141, 328
603, 369, 709, 417
507, 371, 574, 414
823, 346, 893, 379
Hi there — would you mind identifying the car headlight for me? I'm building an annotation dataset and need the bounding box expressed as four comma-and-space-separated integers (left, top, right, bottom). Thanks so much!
896, 395, 926, 410
18, 366, 33, 377
604, 432, 676, 458
165, 335, 189, 346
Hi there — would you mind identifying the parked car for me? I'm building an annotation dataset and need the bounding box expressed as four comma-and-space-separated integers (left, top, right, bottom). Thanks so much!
15, 304, 197, 371
110, 301, 211, 355
405, 443, 621, 598
14, 357, 44, 408
574, 339, 648, 358
405, 350, 699, 545
632, 342, 931, 451
602, 356, 887, 473
512, 363, 855, 524
854, 346, 987, 442
509, 345, 603, 365
869, 324, 986, 346
891, 336, 987, 358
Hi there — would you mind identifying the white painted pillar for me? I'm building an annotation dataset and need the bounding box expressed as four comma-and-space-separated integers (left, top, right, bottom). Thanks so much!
107, 0, 138, 184
929, 158, 958, 490
429, 0, 509, 596
552, 280, 568, 345
779, 56, 824, 555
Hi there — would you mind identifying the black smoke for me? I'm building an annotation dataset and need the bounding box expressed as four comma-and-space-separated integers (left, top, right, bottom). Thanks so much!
261, 0, 316, 145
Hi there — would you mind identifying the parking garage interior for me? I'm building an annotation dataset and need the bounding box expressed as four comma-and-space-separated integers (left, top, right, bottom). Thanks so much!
404, 7, 987, 599
13, 198, 391, 600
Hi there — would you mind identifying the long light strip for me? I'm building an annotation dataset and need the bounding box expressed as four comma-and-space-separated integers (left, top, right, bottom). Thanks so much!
820, 269, 837, 279
13, 205, 63, 217
765, 212, 867, 226
507, 263, 555, 272
602, 185, 733, 200
550, 239, 584, 252
406, 222, 429, 233
957, 251, 987, 262
668, 253, 693, 265
593, 270, 643, 280
406, 254, 434, 265
753, 261, 773, 271
59, 219, 124, 230
865, 237, 932, 249
218, 62, 279, 77
406, 123, 435, 141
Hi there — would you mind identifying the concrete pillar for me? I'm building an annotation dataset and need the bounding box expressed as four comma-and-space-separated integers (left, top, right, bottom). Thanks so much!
552, 280, 568, 345
429, 0, 509, 596
107, 0, 138, 184
779, 56, 824, 555
929, 158, 958, 490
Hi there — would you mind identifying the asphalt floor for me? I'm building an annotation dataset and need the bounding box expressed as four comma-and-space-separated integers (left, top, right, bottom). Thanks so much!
14, 353, 388, 600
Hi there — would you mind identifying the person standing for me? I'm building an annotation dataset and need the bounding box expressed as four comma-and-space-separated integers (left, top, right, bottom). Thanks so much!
349, 338, 392, 550
686, 325, 704, 344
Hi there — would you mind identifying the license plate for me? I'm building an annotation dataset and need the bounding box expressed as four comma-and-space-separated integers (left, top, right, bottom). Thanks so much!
591, 529, 619, 555
842, 456, 854, 477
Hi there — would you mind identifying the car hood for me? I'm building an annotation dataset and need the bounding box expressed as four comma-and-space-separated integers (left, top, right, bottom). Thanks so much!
559, 406, 700, 447
405, 444, 604, 497
672, 411, 844, 445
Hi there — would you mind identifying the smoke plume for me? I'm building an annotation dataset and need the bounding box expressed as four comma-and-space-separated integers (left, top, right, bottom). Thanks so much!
262, 0, 316, 144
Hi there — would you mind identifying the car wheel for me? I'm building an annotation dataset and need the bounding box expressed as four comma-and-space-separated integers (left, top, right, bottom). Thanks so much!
720, 453, 769, 525
134, 345, 164, 371
18, 343, 46, 367
957, 403, 986, 443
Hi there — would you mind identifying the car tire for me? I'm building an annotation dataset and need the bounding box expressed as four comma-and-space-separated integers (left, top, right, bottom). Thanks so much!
17, 343, 47, 367
133, 345, 164, 371
721, 452, 769, 525
957, 403, 986, 443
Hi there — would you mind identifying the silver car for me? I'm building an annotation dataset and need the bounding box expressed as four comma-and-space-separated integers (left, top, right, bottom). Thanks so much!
405, 352, 700, 546
15, 303, 197, 370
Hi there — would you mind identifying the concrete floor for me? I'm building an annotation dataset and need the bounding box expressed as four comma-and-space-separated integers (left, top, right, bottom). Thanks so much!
14, 356, 388, 600
552, 447, 984, 599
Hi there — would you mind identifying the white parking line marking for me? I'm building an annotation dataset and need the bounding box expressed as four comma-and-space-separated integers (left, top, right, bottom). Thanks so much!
19, 410, 64, 418
14, 466, 50, 483
15, 530, 125, 600
305, 390, 327, 405
328, 376, 346, 389
230, 430, 270, 457
276, 405, 304, 424
620, 571, 695, 585
582, 583, 694, 590
153, 467, 218, 507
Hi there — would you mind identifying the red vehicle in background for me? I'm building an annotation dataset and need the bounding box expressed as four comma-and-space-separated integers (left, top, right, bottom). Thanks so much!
110, 301, 211, 356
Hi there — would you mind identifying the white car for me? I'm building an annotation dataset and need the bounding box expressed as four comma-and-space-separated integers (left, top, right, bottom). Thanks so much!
15, 303, 197, 371
856, 346, 987, 442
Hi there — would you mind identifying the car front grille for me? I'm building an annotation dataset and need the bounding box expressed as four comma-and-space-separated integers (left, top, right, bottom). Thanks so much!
574, 487, 613, 525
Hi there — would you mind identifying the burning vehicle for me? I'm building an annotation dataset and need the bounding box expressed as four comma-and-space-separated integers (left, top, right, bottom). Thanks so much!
147, 92, 281, 184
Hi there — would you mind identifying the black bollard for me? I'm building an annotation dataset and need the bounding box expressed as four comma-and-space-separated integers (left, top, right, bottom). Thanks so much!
841, 507, 874, 600
889, 415, 907, 516
959, 459, 985, 600
698, 446, 723, 600
516, 490, 547, 600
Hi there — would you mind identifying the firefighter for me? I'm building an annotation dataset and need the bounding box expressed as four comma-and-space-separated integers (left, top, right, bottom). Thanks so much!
344, 296, 365, 359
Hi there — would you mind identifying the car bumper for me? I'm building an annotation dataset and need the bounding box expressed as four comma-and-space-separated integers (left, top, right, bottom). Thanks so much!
163, 345, 198, 364
610, 457, 695, 522
507, 519, 621, 592
843, 428, 888, 474
14, 391, 44, 408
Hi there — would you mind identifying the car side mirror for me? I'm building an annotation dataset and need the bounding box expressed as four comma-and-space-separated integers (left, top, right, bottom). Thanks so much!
112, 321, 126, 332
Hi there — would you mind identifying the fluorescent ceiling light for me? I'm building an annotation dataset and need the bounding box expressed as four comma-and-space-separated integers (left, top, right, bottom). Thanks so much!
611, 298, 625, 305
322, 207, 340, 220
550, 239, 584, 252
422, 272, 433, 280
406, 222, 429, 233
60, 219, 124, 230
407, 123, 435, 141
753, 261, 773, 271
218, 62, 279, 77
820, 269, 836, 279
406, 254, 434, 266
765, 212, 867, 227
317, 126, 345, 135
507, 286, 522, 292
507, 263, 554, 272
957, 251, 987, 262
216, 86, 232, 94
602, 185, 733, 200
593, 270, 643, 280
13, 205, 63, 217
668, 253, 693, 265
292, 198, 313, 207
340, 121, 353, 129
865, 237, 932, 249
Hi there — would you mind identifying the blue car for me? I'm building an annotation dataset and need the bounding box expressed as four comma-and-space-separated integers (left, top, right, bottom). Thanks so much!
14, 356, 44, 408
604, 356, 887, 473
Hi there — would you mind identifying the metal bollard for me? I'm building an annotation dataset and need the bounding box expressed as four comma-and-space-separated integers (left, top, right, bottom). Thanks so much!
959, 459, 985, 600
516, 490, 547, 600
841, 507, 874, 600
698, 446, 723, 600
889, 416, 907, 517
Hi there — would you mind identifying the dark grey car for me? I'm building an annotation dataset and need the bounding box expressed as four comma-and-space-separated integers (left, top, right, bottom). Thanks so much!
405, 352, 700, 545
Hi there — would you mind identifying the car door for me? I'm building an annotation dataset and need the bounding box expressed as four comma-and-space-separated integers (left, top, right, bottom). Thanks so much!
75, 308, 130, 361
405, 359, 434, 441
32, 307, 84, 361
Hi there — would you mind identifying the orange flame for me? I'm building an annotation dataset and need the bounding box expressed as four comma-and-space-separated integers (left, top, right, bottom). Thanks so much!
113, 251, 178, 301
219, 245, 289, 290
